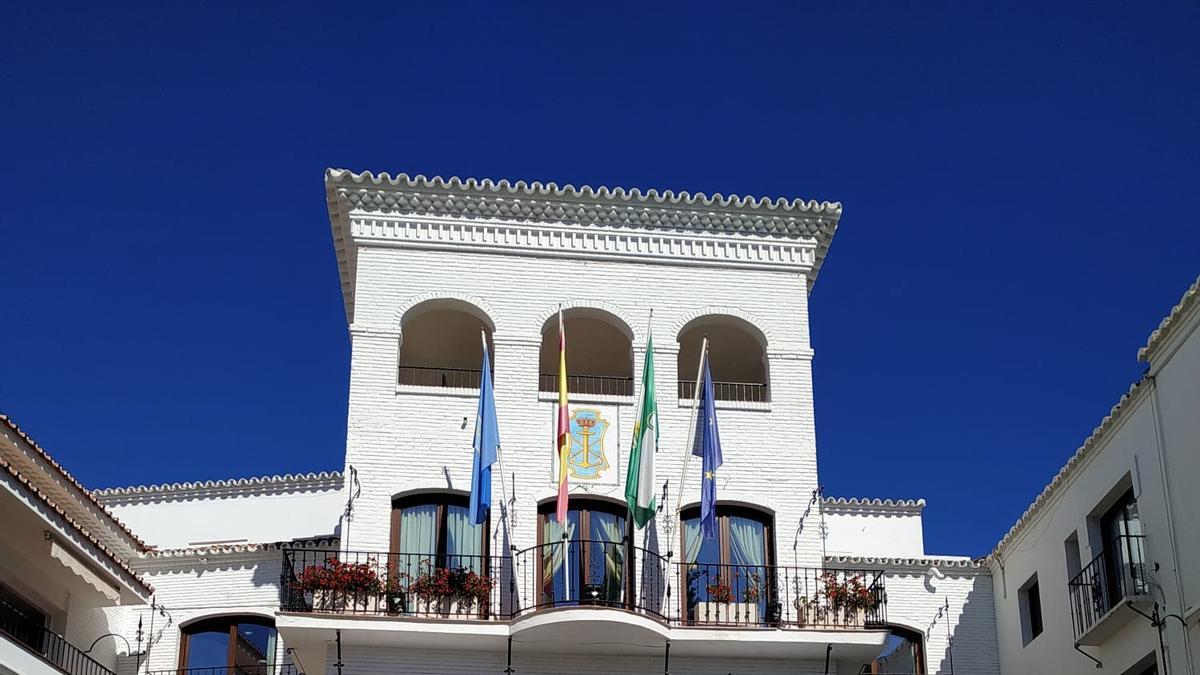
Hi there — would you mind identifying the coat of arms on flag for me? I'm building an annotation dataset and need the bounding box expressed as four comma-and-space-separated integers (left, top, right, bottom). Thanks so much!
567, 408, 610, 480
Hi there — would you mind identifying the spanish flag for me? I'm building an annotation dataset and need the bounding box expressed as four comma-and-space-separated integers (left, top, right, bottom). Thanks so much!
555, 309, 570, 524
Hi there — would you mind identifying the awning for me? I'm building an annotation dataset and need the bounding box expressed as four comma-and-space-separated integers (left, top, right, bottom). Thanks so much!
48, 539, 121, 603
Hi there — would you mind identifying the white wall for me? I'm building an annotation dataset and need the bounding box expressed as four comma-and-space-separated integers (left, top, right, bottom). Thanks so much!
989, 376, 1189, 675
823, 500, 926, 558
343, 244, 824, 569
100, 483, 343, 550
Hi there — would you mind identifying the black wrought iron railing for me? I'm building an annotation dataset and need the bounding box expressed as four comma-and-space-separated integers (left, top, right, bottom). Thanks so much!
280, 546, 886, 630
539, 373, 634, 397
678, 379, 769, 403
149, 666, 301, 675
399, 366, 486, 389
281, 549, 506, 618
0, 598, 115, 675
1068, 534, 1148, 639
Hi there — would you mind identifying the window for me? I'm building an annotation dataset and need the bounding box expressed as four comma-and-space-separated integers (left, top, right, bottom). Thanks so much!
398, 299, 494, 388
681, 505, 773, 623
0, 583, 47, 654
539, 309, 634, 396
1018, 574, 1043, 645
677, 315, 769, 402
536, 498, 633, 607
1098, 488, 1146, 604
179, 616, 277, 672
391, 493, 488, 571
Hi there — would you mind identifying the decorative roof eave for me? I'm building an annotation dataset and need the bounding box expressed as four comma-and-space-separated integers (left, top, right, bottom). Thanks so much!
0, 455, 154, 597
826, 554, 987, 572
143, 537, 339, 560
325, 169, 842, 323
992, 377, 1149, 559
822, 496, 926, 513
0, 415, 147, 552
93, 471, 343, 505
1139, 274, 1200, 363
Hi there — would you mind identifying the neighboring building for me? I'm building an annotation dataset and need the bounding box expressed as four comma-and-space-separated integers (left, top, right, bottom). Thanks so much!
1, 415, 151, 675
989, 277, 1200, 675
0, 168, 1192, 675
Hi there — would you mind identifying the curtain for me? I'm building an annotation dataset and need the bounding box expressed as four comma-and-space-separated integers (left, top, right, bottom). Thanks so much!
683, 519, 702, 564
399, 505, 438, 579
446, 505, 484, 572
542, 517, 576, 602
729, 516, 766, 617
595, 513, 626, 603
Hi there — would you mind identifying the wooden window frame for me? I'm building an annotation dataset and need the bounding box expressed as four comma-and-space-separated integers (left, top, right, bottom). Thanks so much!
177, 616, 275, 670
535, 497, 636, 609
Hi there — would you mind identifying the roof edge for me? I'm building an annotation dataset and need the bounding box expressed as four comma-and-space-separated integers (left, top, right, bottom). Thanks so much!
1139, 274, 1200, 363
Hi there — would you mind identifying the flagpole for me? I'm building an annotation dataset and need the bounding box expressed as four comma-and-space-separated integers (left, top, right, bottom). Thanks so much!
674, 336, 709, 518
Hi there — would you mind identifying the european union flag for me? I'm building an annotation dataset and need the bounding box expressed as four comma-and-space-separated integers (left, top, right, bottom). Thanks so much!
693, 354, 723, 540
468, 344, 499, 525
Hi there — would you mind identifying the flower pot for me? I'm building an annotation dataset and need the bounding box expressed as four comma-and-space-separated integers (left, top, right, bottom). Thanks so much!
386, 592, 407, 615
695, 601, 759, 625
832, 606, 866, 628
310, 589, 372, 614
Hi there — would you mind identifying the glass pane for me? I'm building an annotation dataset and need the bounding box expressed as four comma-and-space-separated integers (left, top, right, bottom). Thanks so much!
185, 630, 229, 668
232, 623, 275, 674
586, 511, 626, 604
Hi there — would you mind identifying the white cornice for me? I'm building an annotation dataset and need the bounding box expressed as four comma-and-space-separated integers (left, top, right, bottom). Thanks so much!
822, 496, 926, 516
826, 554, 988, 573
326, 169, 841, 324
93, 471, 344, 505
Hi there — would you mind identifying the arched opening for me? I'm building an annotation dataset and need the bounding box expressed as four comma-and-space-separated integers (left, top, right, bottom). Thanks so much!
858, 624, 927, 674
399, 299, 494, 389
679, 503, 775, 626
677, 315, 769, 402
178, 615, 277, 672
533, 497, 635, 609
539, 309, 633, 396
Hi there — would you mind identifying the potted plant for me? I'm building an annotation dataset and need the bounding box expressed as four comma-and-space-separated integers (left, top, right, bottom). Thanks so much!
384, 574, 408, 615
821, 572, 878, 628
298, 557, 382, 613
408, 561, 494, 618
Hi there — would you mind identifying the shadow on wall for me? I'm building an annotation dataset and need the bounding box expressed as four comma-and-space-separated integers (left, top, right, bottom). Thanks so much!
932, 577, 999, 675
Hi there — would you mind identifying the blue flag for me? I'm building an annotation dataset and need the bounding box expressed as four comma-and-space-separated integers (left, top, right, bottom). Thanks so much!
468, 344, 499, 525
693, 354, 723, 540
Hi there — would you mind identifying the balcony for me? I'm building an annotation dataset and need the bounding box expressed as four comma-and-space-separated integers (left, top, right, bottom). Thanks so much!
279, 545, 886, 631
677, 379, 770, 404
538, 373, 634, 398
0, 598, 114, 675
1068, 534, 1151, 645
148, 662, 300, 667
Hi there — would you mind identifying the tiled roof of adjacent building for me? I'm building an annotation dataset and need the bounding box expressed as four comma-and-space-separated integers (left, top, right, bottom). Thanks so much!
0, 414, 147, 551
0, 453, 153, 595
1139, 274, 1200, 363
823, 496, 926, 509
991, 377, 1148, 559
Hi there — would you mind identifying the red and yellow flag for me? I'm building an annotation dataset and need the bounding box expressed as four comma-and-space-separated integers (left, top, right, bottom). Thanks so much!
556, 309, 570, 523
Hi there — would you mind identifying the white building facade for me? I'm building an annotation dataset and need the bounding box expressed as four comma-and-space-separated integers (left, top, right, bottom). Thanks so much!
0, 168, 1193, 675
989, 277, 1200, 675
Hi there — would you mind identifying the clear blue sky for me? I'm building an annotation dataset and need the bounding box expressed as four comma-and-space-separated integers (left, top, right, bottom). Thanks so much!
2, 2, 1197, 558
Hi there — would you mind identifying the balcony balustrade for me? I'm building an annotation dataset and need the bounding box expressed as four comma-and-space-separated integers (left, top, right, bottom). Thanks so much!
280, 546, 885, 631
148, 662, 300, 667
538, 373, 634, 397
398, 366, 486, 389
0, 597, 115, 675
677, 379, 769, 403
1067, 534, 1149, 642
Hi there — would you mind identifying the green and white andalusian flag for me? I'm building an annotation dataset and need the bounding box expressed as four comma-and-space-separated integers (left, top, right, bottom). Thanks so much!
625, 330, 658, 528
